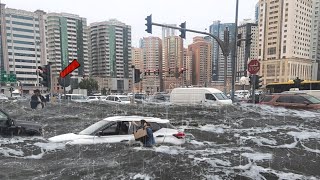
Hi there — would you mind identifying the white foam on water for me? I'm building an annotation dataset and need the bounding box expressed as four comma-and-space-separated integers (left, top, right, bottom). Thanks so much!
241, 152, 273, 162
240, 136, 277, 146
34, 142, 66, 151
199, 124, 228, 134
287, 131, 320, 140
0, 136, 45, 145
0, 147, 24, 157
132, 173, 153, 180
153, 146, 184, 155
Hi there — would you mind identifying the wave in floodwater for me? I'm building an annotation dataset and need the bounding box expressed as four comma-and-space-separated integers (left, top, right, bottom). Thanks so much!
0, 101, 319, 180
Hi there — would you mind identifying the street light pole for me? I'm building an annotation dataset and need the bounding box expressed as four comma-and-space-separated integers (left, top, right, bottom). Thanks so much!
231, 0, 239, 102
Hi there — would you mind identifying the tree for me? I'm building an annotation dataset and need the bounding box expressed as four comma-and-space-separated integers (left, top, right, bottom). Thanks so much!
79, 78, 99, 95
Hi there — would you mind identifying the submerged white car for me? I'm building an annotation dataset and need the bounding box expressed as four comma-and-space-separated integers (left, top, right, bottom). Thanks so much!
48, 116, 188, 145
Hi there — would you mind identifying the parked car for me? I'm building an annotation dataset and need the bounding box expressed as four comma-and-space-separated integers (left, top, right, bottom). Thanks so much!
87, 96, 100, 102
150, 93, 170, 103
259, 92, 320, 110
104, 95, 131, 104
48, 116, 190, 145
0, 94, 8, 101
170, 88, 232, 105
0, 109, 42, 136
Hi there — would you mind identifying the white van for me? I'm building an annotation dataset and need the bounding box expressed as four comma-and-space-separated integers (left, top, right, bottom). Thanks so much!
170, 88, 232, 105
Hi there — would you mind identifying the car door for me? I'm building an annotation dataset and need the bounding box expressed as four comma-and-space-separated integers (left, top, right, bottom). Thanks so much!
0, 110, 17, 136
290, 95, 310, 109
93, 122, 132, 144
274, 95, 292, 108
149, 122, 165, 143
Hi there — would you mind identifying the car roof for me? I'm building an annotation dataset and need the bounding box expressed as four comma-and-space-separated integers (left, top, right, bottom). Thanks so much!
107, 95, 128, 97
102, 116, 170, 123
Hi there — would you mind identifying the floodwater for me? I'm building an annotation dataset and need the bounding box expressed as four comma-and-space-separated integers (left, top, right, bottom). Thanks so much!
0, 100, 319, 180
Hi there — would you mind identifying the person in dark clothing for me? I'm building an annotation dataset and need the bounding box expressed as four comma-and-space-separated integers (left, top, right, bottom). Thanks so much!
30, 89, 45, 110
139, 120, 156, 147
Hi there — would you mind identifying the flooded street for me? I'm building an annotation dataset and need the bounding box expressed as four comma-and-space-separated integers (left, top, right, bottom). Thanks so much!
0, 100, 319, 179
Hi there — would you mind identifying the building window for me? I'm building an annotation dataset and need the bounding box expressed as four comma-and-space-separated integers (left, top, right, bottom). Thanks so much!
267, 47, 276, 55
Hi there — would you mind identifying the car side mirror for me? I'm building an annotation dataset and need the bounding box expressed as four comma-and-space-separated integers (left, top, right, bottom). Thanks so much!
97, 131, 103, 137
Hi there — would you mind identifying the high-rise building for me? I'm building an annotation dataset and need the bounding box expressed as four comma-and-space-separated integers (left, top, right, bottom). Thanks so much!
188, 37, 212, 86
0, 4, 46, 94
89, 19, 132, 93
258, 0, 314, 84
141, 37, 162, 94
162, 36, 183, 91
183, 48, 193, 86
209, 21, 236, 82
162, 24, 177, 39
45, 12, 89, 93
255, 2, 259, 24
311, 0, 320, 80
237, 20, 258, 80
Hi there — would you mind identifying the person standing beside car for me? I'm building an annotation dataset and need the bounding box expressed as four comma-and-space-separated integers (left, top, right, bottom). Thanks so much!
131, 120, 156, 147
30, 89, 45, 110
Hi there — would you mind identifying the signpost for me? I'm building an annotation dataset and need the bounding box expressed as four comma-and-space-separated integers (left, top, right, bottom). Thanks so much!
248, 59, 260, 104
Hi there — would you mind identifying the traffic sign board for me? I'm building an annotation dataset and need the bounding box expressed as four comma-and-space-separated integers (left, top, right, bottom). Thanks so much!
248, 59, 260, 75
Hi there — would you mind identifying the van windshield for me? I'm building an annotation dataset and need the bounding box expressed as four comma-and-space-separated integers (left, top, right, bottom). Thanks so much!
213, 93, 229, 100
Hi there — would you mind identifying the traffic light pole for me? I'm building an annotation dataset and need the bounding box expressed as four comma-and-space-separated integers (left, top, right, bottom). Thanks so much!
231, 0, 239, 102
150, 22, 231, 96
252, 75, 256, 104
131, 65, 135, 104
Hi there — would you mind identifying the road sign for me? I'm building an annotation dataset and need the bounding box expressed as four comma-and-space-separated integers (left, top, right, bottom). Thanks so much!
248, 59, 260, 75
8, 74, 16, 82
60, 59, 81, 78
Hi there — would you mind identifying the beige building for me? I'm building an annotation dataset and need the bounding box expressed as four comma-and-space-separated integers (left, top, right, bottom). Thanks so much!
162, 36, 184, 91
132, 47, 143, 92
141, 37, 162, 94
258, 0, 314, 85
188, 37, 212, 86
183, 48, 193, 86
236, 19, 258, 80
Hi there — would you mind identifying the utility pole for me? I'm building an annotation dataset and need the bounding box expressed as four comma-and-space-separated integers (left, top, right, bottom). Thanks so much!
231, 0, 239, 101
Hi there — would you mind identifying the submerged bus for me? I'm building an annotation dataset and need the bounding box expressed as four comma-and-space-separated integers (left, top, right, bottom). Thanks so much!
266, 81, 320, 93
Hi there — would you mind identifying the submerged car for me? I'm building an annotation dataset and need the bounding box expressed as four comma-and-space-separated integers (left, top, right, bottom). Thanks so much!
260, 93, 320, 110
48, 116, 189, 145
0, 109, 42, 136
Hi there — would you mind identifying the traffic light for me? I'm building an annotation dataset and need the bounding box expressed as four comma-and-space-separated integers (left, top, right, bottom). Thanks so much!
254, 75, 263, 89
168, 68, 171, 74
148, 70, 151, 75
145, 15, 152, 34
38, 64, 51, 88
237, 33, 242, 47
174, 67, 180, 78
293, 77, 304, 88
246, 33, 253, 47
179, 22, 186, 39
249, 75, 253, 85
134, 69, 141, 83
144, 71, 147, 76
156, 69, 160, 75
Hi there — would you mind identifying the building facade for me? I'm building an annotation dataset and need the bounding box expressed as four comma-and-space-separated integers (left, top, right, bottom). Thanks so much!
258, 0, 314, 84
162, 36, 184, 91
141, 37, 162, 94
311, 0, 320, 80
45, 12, 89, 93
0, 4, 46, 94
188, 37, 212, 86
183, 48, 193, 86
89, 19, 132, 93
209, 21, 236, 82
237, 20, 258, 80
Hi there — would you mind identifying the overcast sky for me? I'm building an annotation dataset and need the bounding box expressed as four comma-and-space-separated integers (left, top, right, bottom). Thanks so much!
1, 0, 258, 46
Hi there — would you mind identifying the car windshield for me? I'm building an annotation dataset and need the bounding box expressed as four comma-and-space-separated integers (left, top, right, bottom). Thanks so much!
119, 96, 130, 101
79, 120, 110, 135
135, 94, 145, 99
213, 93, 229, 100
302, 95, 320, 104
